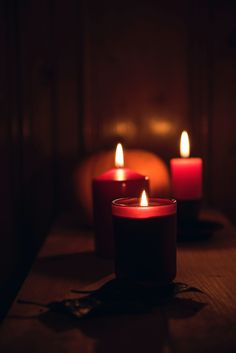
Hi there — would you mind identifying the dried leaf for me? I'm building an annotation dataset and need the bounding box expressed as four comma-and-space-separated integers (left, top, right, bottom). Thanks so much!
18, 279, 205, 320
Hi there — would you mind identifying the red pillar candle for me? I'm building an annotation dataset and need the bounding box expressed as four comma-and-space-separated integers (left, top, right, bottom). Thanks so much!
170, 131, 202, 200
112, 191, 177, 285
93, 144, 149, 258
170, 131, 202, 226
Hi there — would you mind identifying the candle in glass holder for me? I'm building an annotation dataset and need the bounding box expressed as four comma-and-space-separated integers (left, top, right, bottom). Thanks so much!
93, 144, 149, 258
112, 191, 177, 285
170, 131, 202, 222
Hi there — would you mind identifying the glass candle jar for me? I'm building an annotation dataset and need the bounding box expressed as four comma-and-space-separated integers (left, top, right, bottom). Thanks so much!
112, 197, 177, 285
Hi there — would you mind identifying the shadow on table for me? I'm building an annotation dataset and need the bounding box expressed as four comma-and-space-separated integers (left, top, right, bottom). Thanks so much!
38, 296, 206, 353
34, 251, 114, 281
177, 219, 236, 250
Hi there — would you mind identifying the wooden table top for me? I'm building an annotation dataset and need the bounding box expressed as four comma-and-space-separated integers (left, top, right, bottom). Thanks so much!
1, 210, 236, 353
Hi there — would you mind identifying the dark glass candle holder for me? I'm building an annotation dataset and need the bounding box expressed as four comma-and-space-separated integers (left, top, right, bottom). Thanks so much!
112, 198, 177, 286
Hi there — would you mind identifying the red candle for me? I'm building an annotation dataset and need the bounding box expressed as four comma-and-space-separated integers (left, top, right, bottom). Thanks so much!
112, 191, 177, 285
93, 144, 149, 258
170, 131, 202, 200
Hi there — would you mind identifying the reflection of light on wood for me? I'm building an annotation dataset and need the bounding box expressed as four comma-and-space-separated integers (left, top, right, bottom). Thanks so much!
115, 121, 137, 138
180, 130, 190, 158
149, 118, 174, 136
102, 120, 137, 139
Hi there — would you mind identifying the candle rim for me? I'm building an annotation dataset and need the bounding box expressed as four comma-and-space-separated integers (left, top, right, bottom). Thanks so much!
94, 168, 149, 181
170, 157, 203, 165
112, 197, 176, 218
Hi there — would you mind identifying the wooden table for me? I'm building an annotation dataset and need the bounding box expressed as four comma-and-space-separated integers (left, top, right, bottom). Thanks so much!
1, 210, 236, 353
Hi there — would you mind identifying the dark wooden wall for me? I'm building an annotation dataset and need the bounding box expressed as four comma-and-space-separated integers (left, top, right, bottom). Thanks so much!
207, 1, 236, 222
0, 0, 236, 316
0, 0, 89, 317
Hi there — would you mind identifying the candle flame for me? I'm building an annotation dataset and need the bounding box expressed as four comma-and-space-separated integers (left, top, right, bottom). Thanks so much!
180, 130, 190, 158
115, 143, 124, 168
140, 190, 148, 207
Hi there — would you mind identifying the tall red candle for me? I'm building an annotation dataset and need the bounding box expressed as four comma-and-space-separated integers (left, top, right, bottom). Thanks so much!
170, 131, 202, 200
93, 144, 149, 258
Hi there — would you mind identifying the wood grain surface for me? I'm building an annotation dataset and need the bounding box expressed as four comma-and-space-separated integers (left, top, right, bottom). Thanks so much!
1, 210, 236, 353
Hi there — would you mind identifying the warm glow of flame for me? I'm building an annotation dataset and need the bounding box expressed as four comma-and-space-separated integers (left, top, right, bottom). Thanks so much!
115, 143, 124, 168
140, 190, 148, 207
180, 130, 190, 158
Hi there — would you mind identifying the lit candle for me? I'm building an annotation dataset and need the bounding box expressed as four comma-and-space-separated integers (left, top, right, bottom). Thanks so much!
93, 143, 149, 258
170, 131, 203, 223
112, 191, 177, 285
170, 131, 202, 200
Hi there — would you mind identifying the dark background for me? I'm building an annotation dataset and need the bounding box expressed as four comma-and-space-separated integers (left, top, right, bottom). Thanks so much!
1, 0, 236, 318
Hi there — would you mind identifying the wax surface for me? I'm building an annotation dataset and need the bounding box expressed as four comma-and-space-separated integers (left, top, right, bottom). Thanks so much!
96, 168, 148, 181
112, 198, 176, 218
170, 158, 202, 200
